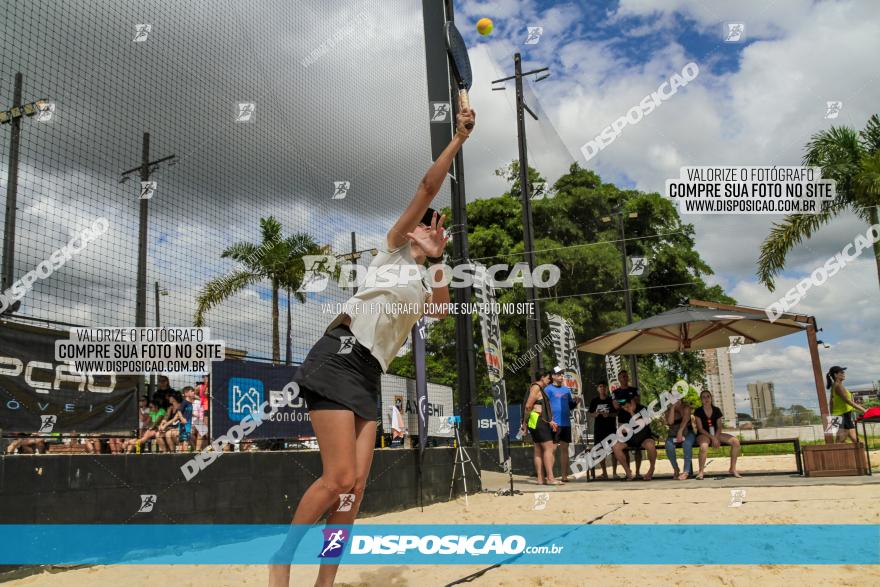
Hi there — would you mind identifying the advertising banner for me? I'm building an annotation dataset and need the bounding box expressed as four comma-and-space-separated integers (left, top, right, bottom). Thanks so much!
209, 359, 311, 439
0, 321, 137, 434
472, 263, 512, 472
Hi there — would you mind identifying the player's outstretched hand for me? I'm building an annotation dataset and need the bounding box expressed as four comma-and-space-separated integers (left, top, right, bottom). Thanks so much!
406, 211, 449, 258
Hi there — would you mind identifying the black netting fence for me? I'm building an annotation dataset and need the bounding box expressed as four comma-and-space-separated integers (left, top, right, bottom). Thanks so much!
1, 0, 449, 377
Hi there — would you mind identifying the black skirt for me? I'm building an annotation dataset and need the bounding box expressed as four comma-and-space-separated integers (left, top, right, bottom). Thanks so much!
293, 325, 382, 421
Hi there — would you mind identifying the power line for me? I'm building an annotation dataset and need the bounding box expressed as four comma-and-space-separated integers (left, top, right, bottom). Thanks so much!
468, 229, 690, 262
536, 281, 699, 302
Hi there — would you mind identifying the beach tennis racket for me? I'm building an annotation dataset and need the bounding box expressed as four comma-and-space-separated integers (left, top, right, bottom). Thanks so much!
444, 21, 474, 129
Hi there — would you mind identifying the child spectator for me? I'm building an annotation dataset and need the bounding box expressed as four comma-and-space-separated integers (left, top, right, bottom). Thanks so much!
125, 400, 165, 453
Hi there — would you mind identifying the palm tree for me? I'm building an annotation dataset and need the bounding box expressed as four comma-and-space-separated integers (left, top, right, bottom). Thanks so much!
193, 216, 322, 363
277, 233, 326, 365
758, 114, 880, 292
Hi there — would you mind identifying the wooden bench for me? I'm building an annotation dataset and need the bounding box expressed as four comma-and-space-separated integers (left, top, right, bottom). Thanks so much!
582, 437, 804, 477
739, 437, 803, 475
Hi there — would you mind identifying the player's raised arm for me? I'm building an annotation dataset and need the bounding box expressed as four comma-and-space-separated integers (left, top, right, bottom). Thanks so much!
387, 107, 475, 249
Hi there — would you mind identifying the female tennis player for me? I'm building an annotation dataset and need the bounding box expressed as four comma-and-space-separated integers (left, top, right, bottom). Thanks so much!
268, 105, 475, 587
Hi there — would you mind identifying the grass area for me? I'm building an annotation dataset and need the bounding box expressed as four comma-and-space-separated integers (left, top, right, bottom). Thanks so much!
657, 437, 880, 459
502, 437, 880, 459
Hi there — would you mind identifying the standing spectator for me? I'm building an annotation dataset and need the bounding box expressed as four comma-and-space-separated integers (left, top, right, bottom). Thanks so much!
177, 387, 196, 451
827, 366, 866, 443
694, 390, 741, 479
197, 375, 210, 430
152, 375, 175, 410
520, 370, 560, 485
161, 390, 193, 452
665, 395, 695, 480
546, 366, 580, 482
137, 396, 150, 435
191, 386, 208, 451
390, 397, 406, 448
588, 382, 618, 479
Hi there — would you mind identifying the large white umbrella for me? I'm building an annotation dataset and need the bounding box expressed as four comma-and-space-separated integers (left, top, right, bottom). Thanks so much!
578, 305, 804, 355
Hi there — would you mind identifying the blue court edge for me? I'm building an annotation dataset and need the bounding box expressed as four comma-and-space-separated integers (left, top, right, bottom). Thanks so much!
1, 524, 877, 565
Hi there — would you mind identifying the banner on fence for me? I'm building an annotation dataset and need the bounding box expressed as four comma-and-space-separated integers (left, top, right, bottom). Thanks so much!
380, 374, 454, 438
472, 263, 512, 472
0, 320, 138, 434
209, 359, 312, 439
477, 404, 522, 442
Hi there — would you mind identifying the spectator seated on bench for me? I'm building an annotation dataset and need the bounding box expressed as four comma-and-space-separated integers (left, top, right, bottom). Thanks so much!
694, 390, 741, 479
611, 387, 658, 481
665, 396, 696, 480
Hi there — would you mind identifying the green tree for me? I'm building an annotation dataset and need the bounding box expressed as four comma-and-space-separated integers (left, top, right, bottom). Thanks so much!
789, 404, 821, 425
765, 407, 789, 427
193, 216, 321, 363
758, 114, 880, 292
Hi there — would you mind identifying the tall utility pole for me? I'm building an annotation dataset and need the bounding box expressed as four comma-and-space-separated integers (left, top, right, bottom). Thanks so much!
120, 133, 175, 399
334, 232, 376, 296
603, 210, 639, 389
491, 54, 550, 376
2, 72, 47, 298
335, 233, 379, 441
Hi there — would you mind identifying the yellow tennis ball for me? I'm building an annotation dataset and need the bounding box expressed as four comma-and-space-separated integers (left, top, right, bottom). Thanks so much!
477, 18, 494, 36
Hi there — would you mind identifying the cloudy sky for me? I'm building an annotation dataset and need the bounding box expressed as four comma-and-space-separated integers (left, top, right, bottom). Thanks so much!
1, 0, 449, 374
1, 0, 877, 411
454, 0, 879, 412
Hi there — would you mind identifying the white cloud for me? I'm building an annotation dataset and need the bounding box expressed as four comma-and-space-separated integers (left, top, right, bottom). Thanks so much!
456, 0, 880, 409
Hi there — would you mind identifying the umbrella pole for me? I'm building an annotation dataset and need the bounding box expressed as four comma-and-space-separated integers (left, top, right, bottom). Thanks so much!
806, 319, 832, 443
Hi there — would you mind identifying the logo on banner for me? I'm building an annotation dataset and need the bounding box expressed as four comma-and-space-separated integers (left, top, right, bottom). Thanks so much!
228, 377, 264, 421
562, 368, 582, 395
319, 528, 348, 558
418, 395, 428, 427
38, 415, 57, 433
485, 342, 503, 382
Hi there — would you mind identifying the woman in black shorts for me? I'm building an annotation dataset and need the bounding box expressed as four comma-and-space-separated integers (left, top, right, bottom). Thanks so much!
269, 106, 475, 587
694, 390, 741, 479
521, 371, 561, 485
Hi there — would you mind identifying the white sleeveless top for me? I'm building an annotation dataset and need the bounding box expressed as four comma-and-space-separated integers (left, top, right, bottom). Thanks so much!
326, 241, 431, 372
